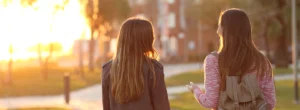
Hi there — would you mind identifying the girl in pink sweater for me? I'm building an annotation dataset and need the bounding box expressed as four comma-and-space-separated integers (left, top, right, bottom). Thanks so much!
187, 8, 276, 109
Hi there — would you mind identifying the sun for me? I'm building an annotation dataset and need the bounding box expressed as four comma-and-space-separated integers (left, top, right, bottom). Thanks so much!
0, 0, 91, 61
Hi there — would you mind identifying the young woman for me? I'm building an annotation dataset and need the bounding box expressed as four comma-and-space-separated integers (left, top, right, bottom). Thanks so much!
187, 8, 276, 109
102, 17, 170, 110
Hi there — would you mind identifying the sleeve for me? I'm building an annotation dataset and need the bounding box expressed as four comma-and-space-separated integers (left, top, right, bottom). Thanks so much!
259, 68, 276, 109
193, 54, 220, 108
102, 68, 110, 110
150, 67, 171, 110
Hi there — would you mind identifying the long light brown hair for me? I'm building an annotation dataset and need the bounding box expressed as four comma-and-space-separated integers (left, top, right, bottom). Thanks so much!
218, 8, 273, 91
110, 17, 158, 104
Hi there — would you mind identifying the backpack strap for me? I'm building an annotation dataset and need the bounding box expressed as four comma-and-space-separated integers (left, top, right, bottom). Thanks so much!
246, 75, 257, 107
228, 77, 240, 110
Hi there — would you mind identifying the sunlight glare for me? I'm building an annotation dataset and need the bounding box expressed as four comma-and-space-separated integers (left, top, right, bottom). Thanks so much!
0, 0, 91, 61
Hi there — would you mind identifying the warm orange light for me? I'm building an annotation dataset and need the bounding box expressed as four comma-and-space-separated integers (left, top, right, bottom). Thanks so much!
0, 0, 91, 61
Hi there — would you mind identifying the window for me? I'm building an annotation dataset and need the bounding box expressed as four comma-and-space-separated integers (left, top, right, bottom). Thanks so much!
110, 38, 117, 53
188, 41, 195, 50
178, 32, 184, 39
137, 0, 145, 5
169, 37, 178, 55
167, 0, 174, 4
128, 0, 134, 7
195, 0, 201, 4
136, 13, 147, 19
168, 12, 176, 28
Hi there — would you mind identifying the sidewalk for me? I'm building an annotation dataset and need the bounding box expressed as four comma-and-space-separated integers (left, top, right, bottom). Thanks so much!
0, 63, 201, 110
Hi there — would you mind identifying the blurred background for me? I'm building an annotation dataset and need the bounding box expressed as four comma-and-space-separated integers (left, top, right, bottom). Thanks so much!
0, 0, 299, 110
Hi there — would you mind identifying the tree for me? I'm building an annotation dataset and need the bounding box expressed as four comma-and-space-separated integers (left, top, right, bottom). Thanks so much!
185, 0, 229, 53
4, 44, 13, 85
20, 0, 67, 80
41, 43, 53, 80
28, 42, 63, 80
85, 0, 130, 72
228, 0, 290, 67
77, 39, 84, 78
43, 1, 68, 80
273, 0, 289, 67
1, 0, 15, 85
186, 0, 292, 67
41, 42, 63, 80
185, 0, 227, 30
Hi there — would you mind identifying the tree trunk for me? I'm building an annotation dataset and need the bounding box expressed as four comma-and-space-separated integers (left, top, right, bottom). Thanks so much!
6, 44, 13, 85
6, 57, 13, 85
37, 43, 44, 80
43, 43, 54, 80
262, 18, 271, 60
89, 29, 95, 72
78, 40, 85, 78
274, 14, 289, 67
273, 0, 289, 67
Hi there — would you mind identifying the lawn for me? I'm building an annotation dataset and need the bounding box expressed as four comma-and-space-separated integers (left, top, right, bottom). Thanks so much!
165, 70, 204, 87
273, 68, 293, 74
0, 66, 101, 97
166, 68, 293, 87
169, 80, 300, 110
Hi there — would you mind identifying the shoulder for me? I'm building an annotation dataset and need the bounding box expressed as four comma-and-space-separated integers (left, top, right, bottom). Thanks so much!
149, 59, 165, 80
102, 60, 112, 77
151, 59, 163, 69
102, 60, 112, 69
205, 51, 218, 62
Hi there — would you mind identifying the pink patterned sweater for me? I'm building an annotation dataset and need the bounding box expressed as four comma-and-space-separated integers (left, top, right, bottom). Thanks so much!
193, 54, 276, 109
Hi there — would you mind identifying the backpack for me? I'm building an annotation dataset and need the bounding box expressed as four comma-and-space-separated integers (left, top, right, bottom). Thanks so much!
211, 52, 268, 110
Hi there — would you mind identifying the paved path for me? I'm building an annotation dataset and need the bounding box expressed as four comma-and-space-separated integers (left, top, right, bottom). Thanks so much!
0, 63, 201, 110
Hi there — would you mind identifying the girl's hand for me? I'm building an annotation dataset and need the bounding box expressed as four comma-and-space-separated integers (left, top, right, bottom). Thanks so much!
186, 82, 200, 93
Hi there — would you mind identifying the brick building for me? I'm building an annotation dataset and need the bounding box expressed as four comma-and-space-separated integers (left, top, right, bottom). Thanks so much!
100, 0, 219, 63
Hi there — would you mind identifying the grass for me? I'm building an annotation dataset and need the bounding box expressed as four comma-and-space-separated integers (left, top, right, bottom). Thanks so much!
169, 80, 300, 110
9, 107, 70, 110
165, 70, 204, 87
0, 66, 101, 97
166, 68, 293, 87
273, 68, 293, 74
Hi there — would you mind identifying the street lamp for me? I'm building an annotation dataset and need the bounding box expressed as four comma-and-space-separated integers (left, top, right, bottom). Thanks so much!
291, 0, 299, 104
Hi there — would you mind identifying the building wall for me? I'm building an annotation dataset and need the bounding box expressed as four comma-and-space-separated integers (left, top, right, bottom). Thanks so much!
100, 0, 219, 63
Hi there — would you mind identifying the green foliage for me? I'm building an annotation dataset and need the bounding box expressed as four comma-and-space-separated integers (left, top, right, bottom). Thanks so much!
98, 0, 131, 23
268, 19, 282, 39
185, 0, 296, 67
185, 0, 227, 28
86, 0, 130, 27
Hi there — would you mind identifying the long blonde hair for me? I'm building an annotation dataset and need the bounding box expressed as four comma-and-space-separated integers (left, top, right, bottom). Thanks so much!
110, 17, 158, 104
